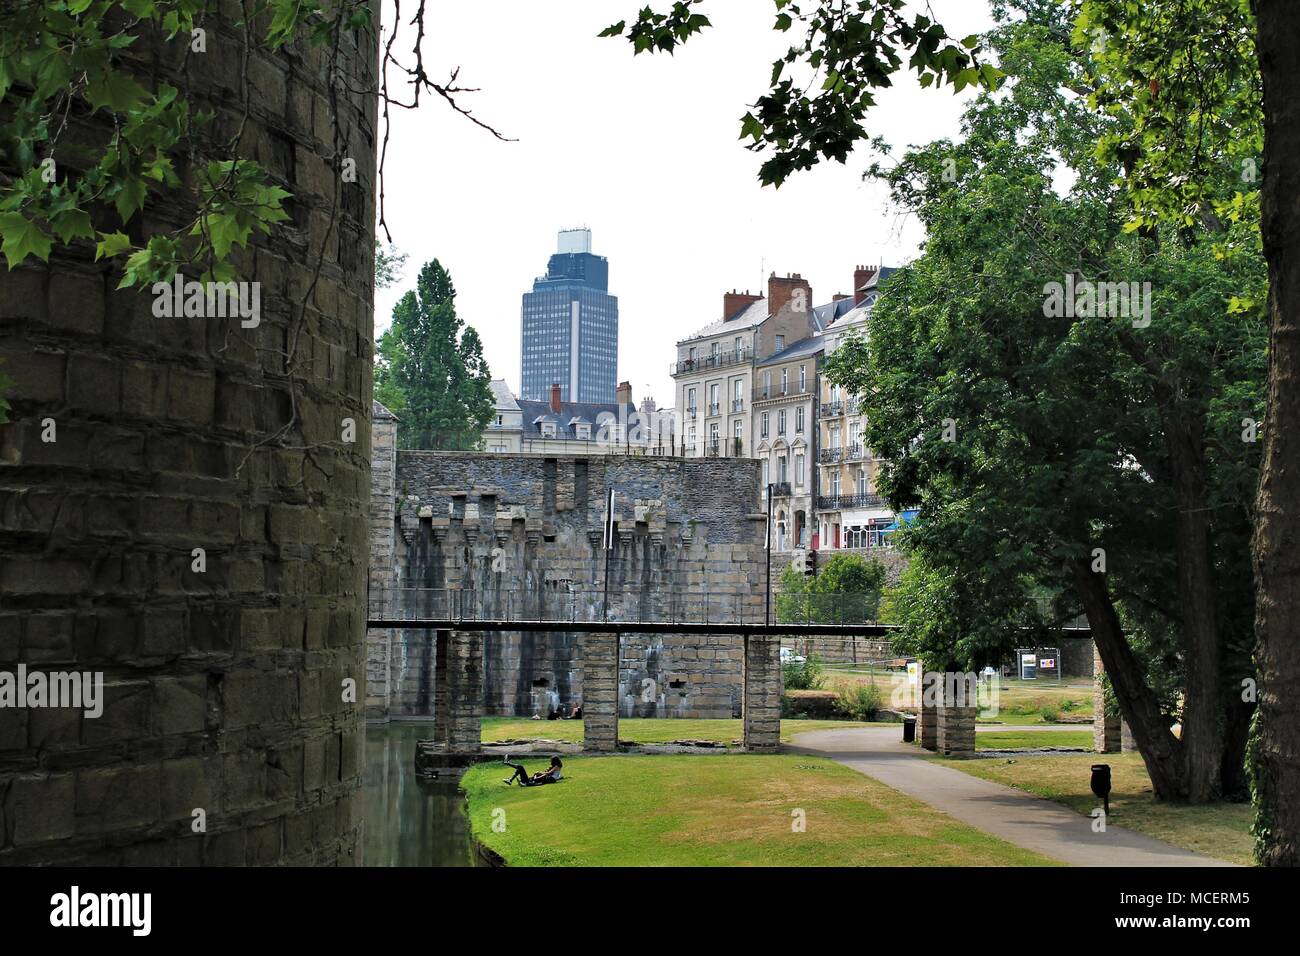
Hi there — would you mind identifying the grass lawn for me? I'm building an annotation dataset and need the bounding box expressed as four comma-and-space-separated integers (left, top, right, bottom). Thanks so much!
976, 730, 1093, 750
480, 717, 885, 746
822, 669, 1095, 725
934, 752, 1254, 865
462, 754, 1058, 866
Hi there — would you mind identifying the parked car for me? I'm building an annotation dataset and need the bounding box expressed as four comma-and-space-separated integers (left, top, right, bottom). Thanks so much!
780, 647, 807, 664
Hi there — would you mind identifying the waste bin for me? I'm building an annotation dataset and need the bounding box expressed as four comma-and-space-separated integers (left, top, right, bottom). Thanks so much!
902, 715, 917, 743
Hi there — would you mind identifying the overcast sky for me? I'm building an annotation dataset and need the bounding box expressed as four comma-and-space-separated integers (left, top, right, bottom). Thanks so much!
375, 0, 997, 406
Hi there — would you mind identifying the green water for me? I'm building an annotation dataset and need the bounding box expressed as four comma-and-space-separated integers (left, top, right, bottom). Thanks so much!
363, 723, 481, 867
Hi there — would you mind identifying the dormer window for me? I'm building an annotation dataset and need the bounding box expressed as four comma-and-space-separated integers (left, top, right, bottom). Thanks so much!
575, 423, 591, 440
541, 421, 556, 438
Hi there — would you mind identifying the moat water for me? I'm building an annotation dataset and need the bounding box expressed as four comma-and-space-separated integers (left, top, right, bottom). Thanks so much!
363, 723, 481, 867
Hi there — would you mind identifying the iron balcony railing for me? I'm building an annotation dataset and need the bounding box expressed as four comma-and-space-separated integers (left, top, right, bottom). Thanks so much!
821, 400, 844, 417
820, 446, 843, 464
671, 348, 751, 376
731, 398, 744, 412
817, 493, 889, 511
844, 443, 866, 461
769, 481, 793, 497
707, 402, 720, 416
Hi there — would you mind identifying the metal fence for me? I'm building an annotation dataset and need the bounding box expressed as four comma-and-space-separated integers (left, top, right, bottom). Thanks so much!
366, 587, 888, 628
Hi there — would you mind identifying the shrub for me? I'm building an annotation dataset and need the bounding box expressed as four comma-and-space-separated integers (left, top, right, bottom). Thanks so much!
834, 681, 882, 721
782, 654, 826, 690
1039, 703, 1060, 722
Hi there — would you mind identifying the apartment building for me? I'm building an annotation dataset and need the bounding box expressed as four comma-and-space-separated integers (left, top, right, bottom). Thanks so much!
816, 266, 898, 550
671, 273, 819, 459
484, 379, 674, 455
753, 337, 822, 551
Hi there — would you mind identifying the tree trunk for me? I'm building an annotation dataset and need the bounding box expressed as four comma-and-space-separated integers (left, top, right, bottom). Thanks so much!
1070, 560, 1188, 798
1252, 0, 1300, 866
1164, 415, 1225, 802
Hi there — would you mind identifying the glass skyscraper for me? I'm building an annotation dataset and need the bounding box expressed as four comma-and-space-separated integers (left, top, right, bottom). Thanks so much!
520, 228, 618, 403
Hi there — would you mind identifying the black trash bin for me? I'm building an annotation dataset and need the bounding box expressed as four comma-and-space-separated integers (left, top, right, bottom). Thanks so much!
902, 715, 917, 743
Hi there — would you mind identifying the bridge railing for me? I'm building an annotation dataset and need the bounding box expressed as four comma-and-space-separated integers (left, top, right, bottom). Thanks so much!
366, 587, 887, 628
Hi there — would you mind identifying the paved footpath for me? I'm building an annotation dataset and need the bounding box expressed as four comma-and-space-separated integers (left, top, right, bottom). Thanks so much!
789, 726, 1234, 867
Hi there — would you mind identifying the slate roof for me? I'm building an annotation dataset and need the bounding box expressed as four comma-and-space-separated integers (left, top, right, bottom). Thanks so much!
755, 335, 826, 368
516, 398, 636, 440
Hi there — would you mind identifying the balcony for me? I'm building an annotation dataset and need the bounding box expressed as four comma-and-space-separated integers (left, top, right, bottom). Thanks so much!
671, 347, 750, 376
731, 398, 744, 413
846, 396, 864, 416
707, 402, 720, 416
819, 446, 843, 464
817, 493, 889, 511
821, 400, 844, 417
844, 442, 866, 461
768, 482, 793, 497
754, 385, 808, 402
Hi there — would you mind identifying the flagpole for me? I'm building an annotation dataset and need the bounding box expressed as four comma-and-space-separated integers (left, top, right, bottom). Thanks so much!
602, 486, 615, 622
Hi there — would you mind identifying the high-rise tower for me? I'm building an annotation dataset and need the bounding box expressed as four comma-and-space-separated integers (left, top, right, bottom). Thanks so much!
520, 228, 619, 403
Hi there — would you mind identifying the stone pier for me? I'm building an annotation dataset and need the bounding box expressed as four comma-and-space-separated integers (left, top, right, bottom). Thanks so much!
443, 630, 484, 753
917, 662, 939, 751
1092, 644, 1121, 753
937, 702, 977, 758
582, 632, 620, 752
743, 634, 781, 752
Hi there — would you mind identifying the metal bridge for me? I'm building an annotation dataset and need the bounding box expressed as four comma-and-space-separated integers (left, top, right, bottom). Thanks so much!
365, 587, 1092, 638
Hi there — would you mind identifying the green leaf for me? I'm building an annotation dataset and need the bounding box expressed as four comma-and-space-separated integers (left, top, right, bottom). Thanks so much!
0, 213, 53, 268
95, 231, 134, 260
50, 208, 94, 244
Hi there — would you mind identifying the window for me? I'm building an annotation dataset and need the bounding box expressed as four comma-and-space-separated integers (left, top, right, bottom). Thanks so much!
576, 423, 591, 440
762, 458, 770, 485
829, 424, 841, 449
760, 412, 769, 438
734, 336, 743, 355
709, 383, 720, 414
795, 454, 805, 487
781, 368, 788, 394
795, 406, 804, 432
688, 425, 696, 451
541, 421, 556, 438
711, 341, 721, 359
778, 409, 786, 434
763, 371, 771, 396
857, 468, 868, 494
687, 387, 697, 414
831, 472, 841, 496
778, 456, 788, 482
830, 383, 841, 403
799, 365, 806, 391
775, 335, 785, 351
733, 419, 743, 438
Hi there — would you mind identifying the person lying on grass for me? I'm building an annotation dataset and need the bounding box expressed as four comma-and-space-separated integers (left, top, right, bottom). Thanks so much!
502, 755, 563, 787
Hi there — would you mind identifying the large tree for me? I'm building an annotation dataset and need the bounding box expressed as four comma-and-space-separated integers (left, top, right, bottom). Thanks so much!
375, 258, 494, 450
607, 0, 1296, 861
823, 2, 1264, 803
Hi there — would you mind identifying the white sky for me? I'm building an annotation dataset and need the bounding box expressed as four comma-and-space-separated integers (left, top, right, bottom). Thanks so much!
374, 0, 997, 406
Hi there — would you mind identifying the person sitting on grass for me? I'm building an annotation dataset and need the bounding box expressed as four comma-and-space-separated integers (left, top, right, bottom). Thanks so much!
502, 755, 563, 787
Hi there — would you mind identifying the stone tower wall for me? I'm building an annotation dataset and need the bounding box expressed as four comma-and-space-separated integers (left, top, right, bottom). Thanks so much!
0, 7, 377, 864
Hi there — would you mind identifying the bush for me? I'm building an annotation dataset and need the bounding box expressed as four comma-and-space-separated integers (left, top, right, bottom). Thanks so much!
782, 654, 826, 690
1039, 703, 1060, 722
834, 681, 883, 721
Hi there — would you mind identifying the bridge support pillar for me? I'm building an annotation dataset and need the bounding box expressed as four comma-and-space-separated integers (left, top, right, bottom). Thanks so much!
442, 630, 483, 753
582, 631, 619, 752
917, 662, 938, 751
434, 630, 451, 743
937, 698, 977, 758
743, 634, 781, 752
1092, 643, 1120, 753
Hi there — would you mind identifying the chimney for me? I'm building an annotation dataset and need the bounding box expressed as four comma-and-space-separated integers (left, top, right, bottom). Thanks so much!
833, 293, 850, 303
723, 288, 762, 321
616, 381, 633, 407
853, 264, 879, 306
767, 272, 813, 317
550, 383, 562, 413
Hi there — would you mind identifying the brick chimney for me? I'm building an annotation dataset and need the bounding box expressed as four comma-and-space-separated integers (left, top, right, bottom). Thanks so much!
723, 289, 762, 321
616, 381, 632, 406
833, 293, 850, 303
767, 272, 813, 316
549, 383, 562, 413
853, 265, 879, 306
